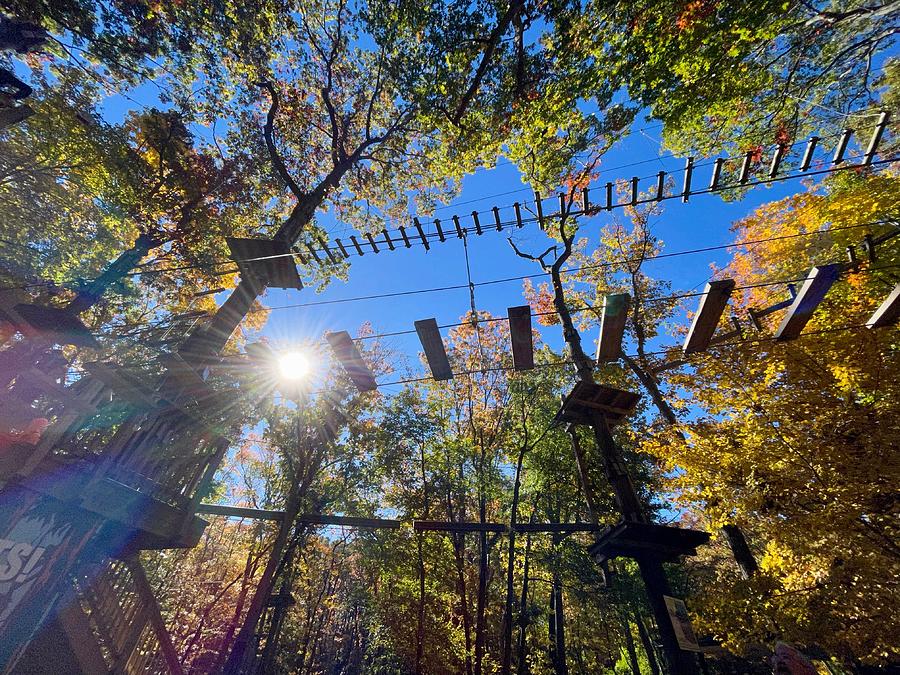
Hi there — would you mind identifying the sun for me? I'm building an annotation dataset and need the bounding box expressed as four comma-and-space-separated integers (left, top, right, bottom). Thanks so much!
277, 351, 311, 381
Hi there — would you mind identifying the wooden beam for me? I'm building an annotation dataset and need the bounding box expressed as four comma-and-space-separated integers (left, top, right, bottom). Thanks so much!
515, 523, 603, 533
197, 505, 403, 529
414, 521, 507, 533
775, 264, 841, 341
414, 318, 453, 381
325, 331, 378, 391
866, 283, 900, 328
683, 279, 735, 354
197, 503, 284, 520
507, 305, 534, 371
596, 293, 630, 362
301, 514, 401, 529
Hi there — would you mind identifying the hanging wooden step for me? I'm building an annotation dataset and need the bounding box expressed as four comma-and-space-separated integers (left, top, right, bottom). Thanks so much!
683, 279, 735, 354
414, 318, 453, 381
866, 282, 900, 328
775, 264, 841, 341
507, 306, 534, 370
596, 293, 630, 362
325, 331, 377, 392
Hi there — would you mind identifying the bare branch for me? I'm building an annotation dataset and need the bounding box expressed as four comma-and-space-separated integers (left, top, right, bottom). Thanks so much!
258, 81, 305, 200
452, 0, 523, 124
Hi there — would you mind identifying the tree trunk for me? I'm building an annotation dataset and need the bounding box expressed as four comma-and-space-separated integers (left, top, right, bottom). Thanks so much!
620, 615, 641, 675
474, 527, 489, 675
417, 440, 430, 674
222, 476, 302, 674
209, 548, 259, 673
416, 533, 427, 674
636, 556, 698, 675
635, 609, 661, 675
720, 523, 759, 579
502, 439, 528, 674
178, 170, 342, 367
0, 232, 160, 388
516, 528, 533, 675
67, 232, 160, 314
548, 571, 568, 675
454, 535, 474, 675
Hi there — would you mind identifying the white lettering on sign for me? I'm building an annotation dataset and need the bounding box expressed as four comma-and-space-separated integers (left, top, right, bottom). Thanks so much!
0, 540, 45, 583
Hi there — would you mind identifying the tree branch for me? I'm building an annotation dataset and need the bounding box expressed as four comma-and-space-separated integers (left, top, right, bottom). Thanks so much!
259, 81, 305, 200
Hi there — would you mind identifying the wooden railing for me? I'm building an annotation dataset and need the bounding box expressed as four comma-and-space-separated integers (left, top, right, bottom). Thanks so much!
71, 558, 184, 675
0, 342, 228, 514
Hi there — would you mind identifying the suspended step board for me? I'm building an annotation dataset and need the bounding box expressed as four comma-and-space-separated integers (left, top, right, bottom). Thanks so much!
867, 283, 900, 328
325, 331, 377, 392
596, 293, 630, 362
775, 264, 841, 341
683, 280, 735, 354
226, 237, 303, 289
414, 318, 453, 381
507, 305, 534, 370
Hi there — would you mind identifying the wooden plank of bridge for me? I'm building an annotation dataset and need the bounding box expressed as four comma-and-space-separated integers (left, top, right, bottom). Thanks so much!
596, 293, 630, 362
866, 283, 900, 328
775, 264, 841, 341
414, 318, 453, 381
507, 306, 534, 370
683, 279, 736, 354
325, 331, 377, 392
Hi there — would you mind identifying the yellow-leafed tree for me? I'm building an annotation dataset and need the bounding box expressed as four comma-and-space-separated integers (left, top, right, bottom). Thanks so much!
649, 169, 900, 664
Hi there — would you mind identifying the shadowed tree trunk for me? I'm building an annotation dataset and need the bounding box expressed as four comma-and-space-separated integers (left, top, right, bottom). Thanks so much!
620, 613, 640, 675
635, 609, 661, 675
516, 519, 534, 675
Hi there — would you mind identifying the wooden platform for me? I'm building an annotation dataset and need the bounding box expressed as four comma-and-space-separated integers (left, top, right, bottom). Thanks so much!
554, 380, 641, 426
587, 521, 710, 564
226, 237, 303, 289
10, 303, 97, 347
